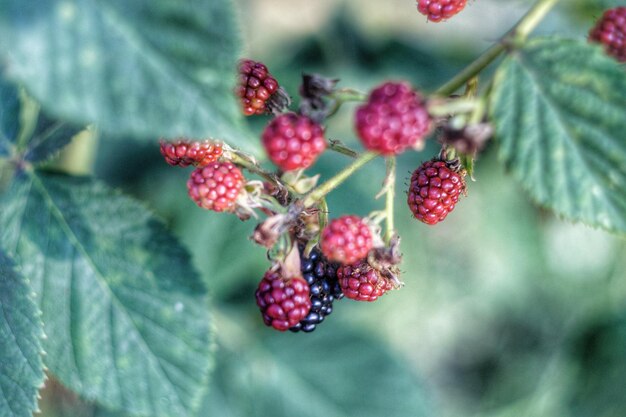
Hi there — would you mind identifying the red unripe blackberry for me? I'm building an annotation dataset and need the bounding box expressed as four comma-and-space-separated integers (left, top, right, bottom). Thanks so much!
589, 7, 626, 62
320, 216, 373, 265
262, 113, 327, 171
187, 162, 244, 212
160, 139, 223, 167
255, 269, 312, 331
237, 59, 284, 115
355, 82, 432, 156
337, 261, 393, 302
417, 0, 467, 22
407, 159, 466, 225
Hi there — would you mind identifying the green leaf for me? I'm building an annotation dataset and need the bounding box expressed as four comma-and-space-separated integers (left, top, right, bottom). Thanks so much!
201, 314, 433, 417
23, 115, 82, 164
0, 77, 20, 157
0, 0, 251, 146
568, 314, 626, 417
0, 171, 213, 417
490, 37, 626, 234
0, 249, 45, 417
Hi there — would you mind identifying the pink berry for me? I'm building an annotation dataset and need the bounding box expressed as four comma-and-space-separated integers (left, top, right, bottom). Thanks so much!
589, 7, 626, 62
187, 162, 244, 212
417, 0, 468, 22
262, 113, 327, 171
355, 81, 432, 156
320, 216, 373, 265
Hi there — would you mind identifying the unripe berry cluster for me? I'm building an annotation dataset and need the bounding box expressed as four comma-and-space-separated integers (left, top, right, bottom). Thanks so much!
160, 57, 474, 333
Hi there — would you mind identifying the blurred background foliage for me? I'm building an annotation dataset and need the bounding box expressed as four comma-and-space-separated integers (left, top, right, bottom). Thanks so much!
38, 0, 625, 416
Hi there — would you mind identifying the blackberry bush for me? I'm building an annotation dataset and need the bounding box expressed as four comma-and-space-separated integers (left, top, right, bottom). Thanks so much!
1, 1, 626, 416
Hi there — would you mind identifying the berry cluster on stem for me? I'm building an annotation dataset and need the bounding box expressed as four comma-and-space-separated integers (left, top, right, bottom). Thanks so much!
158, 0, 580, 333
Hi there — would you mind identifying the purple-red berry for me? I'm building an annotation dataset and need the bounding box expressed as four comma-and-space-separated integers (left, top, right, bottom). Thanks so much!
237, 59, 280, 116
160, 139, 223, 167
262, 113, 327, 171
187, 162, 244, 212
320, 216, 373, 265
255, 269, 312, 331
407, 159, 466, 225
355, 82, 432, 156
337, 261, 393, 302
417, 0, 467, 22
589, 7, 626, 62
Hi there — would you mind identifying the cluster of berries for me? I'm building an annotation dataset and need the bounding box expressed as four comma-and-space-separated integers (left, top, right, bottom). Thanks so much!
160, 58, 470, 332
156, 5, 624, 333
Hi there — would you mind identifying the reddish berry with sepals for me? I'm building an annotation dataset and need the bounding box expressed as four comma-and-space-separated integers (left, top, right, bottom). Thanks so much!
160, 139, 223, 167
407, 158, 466, 225
237, 59, 291, 116
337, 261, 394, 302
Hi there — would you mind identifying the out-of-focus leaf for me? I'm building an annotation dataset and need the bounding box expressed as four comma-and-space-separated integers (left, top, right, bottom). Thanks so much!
200, 313, 433, 417
0, 0, 252, 147
0, 76, 20, 156
0, 171, 213, 417
491, 37, 626, 234
0, 249, 45, 417
569, 314, 626, 417
23, 114, 83, 163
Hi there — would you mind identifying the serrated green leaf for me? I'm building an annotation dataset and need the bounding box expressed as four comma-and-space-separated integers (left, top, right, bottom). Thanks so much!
0, 171, 213, 417
490, 37, 626, 234
0, 0, 252, 146
0, 249, 45, 417
200, 314, 433, 417
0, 77, 20, 157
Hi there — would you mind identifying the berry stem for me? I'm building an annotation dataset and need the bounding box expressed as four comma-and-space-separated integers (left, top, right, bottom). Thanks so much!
327, 139, 359, 158
435, 0, 560, 96
318, 197, 329, 230
384, 157, 396, 245
427, 97, 480, 117
326, 88, 368, 118
228, 150, 296, 194
303, 151, 378, 207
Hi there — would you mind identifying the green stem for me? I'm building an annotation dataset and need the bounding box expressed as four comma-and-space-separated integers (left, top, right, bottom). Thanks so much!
327, 139, 359, 158
229, 151, 296, 194
435, 0, 560, 96
303, 151, 378, 207
329, 88, 367, 103
318, 198, 329, 230
384, 157, 396, 245
326, 88, 368, 118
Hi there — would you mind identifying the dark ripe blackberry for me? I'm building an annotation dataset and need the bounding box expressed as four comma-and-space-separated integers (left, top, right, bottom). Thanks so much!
290, 248, 343, 333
